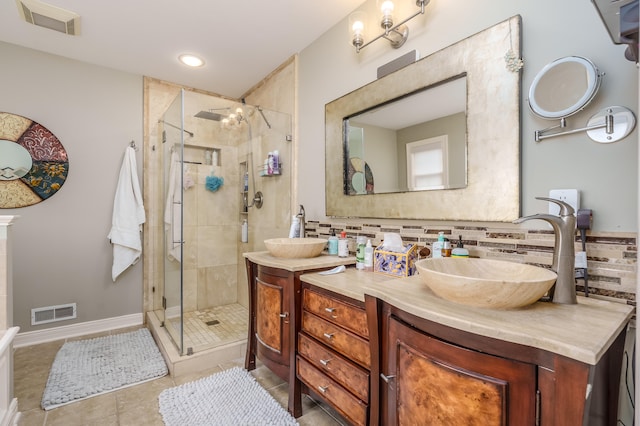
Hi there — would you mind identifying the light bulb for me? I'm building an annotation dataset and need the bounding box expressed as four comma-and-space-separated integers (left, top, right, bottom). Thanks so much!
352, 20, 364, 34
377, 0, 394, 29
349, 11, 367, 49
178, 54, 205, 67
380, 0, 394, 15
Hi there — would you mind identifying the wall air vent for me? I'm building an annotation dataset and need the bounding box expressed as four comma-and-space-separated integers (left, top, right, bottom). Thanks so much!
31, 303, 77, 325
15, 0, 80, 36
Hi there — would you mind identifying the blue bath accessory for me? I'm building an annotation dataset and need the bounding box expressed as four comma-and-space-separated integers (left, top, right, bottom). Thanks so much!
205, 174, 224, 192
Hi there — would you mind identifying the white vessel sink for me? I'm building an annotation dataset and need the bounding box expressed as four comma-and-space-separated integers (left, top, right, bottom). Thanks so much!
264, 238, 328, 259
415, 258, 557, 309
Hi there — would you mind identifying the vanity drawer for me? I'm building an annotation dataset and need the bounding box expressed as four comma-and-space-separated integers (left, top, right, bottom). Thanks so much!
297, 356, 368, 426
298, 332, 369, 401
302, 311, 371, 369
302, 288, 369, 338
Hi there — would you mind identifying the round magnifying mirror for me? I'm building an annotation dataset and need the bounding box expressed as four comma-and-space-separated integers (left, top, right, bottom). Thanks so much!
529, 56, 601, 119
0, 140, 33, 180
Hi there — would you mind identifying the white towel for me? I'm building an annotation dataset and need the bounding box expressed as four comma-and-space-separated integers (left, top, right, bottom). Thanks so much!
108, 147, 146, 281
164, 150, 182, 262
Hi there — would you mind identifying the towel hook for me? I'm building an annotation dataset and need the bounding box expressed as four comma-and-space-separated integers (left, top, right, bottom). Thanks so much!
130, 140, 137, 150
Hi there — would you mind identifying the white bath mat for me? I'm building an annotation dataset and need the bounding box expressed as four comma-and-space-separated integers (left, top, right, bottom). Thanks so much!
158, 366, 299, 426
41, 328, 168, 410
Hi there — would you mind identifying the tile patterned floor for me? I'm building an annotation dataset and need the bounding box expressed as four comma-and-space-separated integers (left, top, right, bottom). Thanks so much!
166, 304, 248, 353
14, 326, 347, 426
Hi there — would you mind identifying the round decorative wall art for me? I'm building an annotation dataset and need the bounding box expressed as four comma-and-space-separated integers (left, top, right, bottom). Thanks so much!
0, 112, 69, 208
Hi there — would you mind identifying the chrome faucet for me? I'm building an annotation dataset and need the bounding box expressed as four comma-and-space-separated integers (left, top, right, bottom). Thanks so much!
513, 197, 577, 305
296, 205, 306, 238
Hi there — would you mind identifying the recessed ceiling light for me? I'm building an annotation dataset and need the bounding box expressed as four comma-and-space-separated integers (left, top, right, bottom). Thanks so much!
178, 54, 205, 68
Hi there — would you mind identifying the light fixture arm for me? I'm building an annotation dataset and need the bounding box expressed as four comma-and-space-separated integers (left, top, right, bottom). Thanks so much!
353, 0, 428, 53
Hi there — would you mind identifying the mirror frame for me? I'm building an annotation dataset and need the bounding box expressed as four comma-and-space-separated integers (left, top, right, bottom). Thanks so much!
325, 16, 522, 222
0, 112, 69, 208
528, 56, 601, 119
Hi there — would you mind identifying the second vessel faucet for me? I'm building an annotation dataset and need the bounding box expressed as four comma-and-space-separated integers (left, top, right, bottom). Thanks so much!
513, 197, 577, 305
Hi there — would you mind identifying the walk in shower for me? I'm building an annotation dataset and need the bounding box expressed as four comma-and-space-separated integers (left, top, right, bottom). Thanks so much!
152, 88, 292, 359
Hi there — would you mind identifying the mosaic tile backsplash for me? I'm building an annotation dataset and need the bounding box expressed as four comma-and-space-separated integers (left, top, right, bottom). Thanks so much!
305, 220, 637, 307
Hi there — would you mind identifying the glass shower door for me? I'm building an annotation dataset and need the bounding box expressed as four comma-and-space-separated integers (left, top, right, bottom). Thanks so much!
161, 90, 185, 355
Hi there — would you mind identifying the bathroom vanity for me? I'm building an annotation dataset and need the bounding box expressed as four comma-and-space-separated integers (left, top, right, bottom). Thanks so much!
301, 268, 634, 426
243, 252, 356, 417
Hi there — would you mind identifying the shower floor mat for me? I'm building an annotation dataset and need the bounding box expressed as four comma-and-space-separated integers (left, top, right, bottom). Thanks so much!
41, 328, 168, 410
166, 303, 248, 353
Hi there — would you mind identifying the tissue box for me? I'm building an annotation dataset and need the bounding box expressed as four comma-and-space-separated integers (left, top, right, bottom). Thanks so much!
374, 243, 418, 277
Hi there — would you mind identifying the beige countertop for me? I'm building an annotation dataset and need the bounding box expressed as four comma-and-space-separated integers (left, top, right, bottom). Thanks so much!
301, 266, 393, 302
300, 269, 634, 365
243, 251, 356, 272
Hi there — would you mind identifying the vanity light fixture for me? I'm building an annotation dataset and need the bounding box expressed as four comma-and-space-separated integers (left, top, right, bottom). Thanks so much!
178, 54, 205, 68
349, 0, 430, 53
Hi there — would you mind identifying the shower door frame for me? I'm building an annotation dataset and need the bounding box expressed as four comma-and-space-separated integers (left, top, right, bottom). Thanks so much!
161, 89, 185, 355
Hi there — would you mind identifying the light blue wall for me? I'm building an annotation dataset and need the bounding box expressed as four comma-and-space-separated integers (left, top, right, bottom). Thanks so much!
0, 41, 144, 332
298, 0, 638, 231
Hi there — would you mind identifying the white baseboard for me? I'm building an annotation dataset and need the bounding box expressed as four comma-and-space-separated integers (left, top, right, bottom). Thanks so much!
13, 313, 144, 348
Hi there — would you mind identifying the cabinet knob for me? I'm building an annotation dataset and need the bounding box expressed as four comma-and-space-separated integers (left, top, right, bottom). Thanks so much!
318, 385, 329, 393
279, 312, 288, 318
319, 358, 332, 366
323, 332, 334, 340
324, 307, 336, 313
380, 373, 396, 383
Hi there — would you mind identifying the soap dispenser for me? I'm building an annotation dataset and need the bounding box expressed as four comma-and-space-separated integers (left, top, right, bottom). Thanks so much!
452, 235, 469, 258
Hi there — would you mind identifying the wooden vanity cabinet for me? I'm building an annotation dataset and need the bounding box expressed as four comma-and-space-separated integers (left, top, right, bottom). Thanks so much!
245, 260, 303, 417
383, 315, 536, 425
297, 284, 371, 426
245, 257, 355, 418
369, 296, 629, 426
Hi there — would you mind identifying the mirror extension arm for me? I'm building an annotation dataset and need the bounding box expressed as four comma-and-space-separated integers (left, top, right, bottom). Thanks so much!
535, 106, 636, 143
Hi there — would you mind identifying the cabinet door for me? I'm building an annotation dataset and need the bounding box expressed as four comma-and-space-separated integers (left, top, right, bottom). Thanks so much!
256, 275, 289, 366
382, 317, 536, 425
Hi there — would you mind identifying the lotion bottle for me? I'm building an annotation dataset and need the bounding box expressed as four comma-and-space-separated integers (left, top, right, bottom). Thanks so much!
338, 231, 349, 258
328, 230, 338, 255
432, 232, 445, 258
241, 219, 248, 243
288, 216, 300, 238
364, 239, 374, 271
356, 236, 366, 269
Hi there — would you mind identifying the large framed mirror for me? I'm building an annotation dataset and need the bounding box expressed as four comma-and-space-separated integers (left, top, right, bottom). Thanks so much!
345, 75, 467, 195
325, 16, 522, 221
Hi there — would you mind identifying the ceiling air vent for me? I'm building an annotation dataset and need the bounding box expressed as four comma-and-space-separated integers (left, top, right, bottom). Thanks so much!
15, 0, 80, 36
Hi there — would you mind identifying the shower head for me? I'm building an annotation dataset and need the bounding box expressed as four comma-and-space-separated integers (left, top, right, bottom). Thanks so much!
194, 111, 225, 121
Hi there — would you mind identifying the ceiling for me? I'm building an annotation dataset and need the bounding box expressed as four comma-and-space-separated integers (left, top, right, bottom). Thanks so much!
0, 0, 366, 99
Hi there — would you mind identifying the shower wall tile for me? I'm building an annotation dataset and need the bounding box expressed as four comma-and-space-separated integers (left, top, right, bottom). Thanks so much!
197, 264, 238, 309
182, 225, 198, 270
182, 268, 198, 313
195, 163, 238, 227
197, 225, 238, 269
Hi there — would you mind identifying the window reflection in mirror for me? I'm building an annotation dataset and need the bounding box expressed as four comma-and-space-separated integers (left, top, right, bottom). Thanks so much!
344, 75, 467, 195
